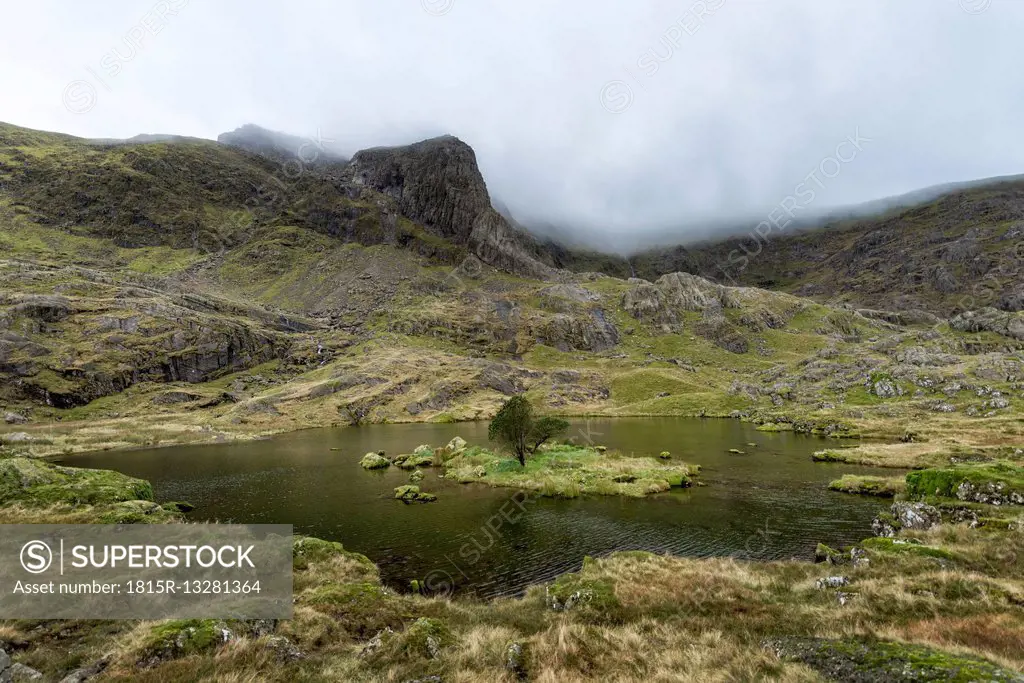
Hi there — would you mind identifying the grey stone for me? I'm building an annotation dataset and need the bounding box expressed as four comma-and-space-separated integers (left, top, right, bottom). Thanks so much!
815, 576, 849, 590
892, 502, 941, 531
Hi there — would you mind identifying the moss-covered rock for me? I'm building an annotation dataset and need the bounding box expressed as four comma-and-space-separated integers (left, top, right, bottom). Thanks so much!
138, 619, 231, 666
394, 485, 437, 503
545, 573, 620, 615
905, 462, 1024, 505
393, 450, 435, 470
0, 458, 153, 506
814, 543, 848, 565
394, 617, 454, 660
359, 452, 391, 470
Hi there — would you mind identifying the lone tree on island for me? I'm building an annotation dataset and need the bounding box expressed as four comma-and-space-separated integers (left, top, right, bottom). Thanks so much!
488, 396, 569, 466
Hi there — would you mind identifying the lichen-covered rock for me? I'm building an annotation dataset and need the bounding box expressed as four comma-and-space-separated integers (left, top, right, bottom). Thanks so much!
445, 436, 467, 455
0, 432, 31, 443
871, 513, 898, 538
891, 502, 941, 531
359, 452, 391, 470
399, 618, 454, 659
56, 655, 110, 683
872, 379, 902, 399
138, 619, 236, 668
656, 272, 739, 311
815, 576, 849, 590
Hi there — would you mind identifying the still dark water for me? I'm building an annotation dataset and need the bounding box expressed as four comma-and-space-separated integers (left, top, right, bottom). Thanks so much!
58, 418, 887, 598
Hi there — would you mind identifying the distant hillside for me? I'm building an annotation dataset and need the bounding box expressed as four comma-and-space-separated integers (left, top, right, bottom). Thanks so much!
612, 177, 1024, 316
217, 123, 349, 166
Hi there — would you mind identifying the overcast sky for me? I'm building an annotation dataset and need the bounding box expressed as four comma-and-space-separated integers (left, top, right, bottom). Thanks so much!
1, 0, 1021, 250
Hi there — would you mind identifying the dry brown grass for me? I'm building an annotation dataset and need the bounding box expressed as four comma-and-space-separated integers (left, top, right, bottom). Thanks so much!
526, 621, 816, 682
888, 614, 1024, 667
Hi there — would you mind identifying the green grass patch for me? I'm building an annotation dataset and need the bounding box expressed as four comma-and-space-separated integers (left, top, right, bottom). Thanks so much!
442, 443, 697, 498
828, 474, 905, 498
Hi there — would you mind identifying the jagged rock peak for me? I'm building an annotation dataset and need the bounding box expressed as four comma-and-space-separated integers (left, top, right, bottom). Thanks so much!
348, 135, 563, 281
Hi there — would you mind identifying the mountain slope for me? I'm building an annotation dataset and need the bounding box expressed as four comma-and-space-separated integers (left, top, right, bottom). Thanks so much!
622, 177, 1024, 316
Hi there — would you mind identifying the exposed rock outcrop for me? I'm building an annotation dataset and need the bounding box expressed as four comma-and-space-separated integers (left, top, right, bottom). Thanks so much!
346, 135, 561, 279
540, 311, 620, 352
951, 308, 1024, 341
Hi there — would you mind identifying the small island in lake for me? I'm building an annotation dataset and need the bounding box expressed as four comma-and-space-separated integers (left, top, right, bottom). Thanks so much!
362, 435, 698, 499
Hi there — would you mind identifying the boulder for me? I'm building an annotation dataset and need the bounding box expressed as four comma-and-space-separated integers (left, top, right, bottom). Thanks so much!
815, 576, 849, 590
814, 543, 847, 565
891, 502, 941, 531
871, 514, 898, 538
359, 452, 391, 470
445, 436, 467, 455
872, 379, 902, 399
0, 651, 44, 683
3, 412, 27, 425
56, 655, 110, 683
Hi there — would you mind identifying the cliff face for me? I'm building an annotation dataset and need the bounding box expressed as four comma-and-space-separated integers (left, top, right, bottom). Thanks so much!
348, 136, 489, 243
347, 135, 560, 280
